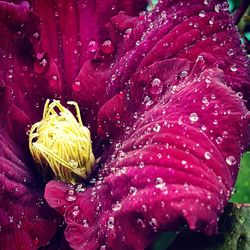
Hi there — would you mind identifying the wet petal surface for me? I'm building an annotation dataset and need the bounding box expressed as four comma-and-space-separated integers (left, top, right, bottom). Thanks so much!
45, 0, 250, 249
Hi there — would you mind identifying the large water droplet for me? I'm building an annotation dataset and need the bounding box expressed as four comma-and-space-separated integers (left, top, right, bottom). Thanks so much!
150, 78, 163, 95
227, 49, 234, 56
226, 156, 236, 166
72, 81, 81, 92
230, 64, 237, 72
107, 217, 115, 229
66, 189, 77, 202
199, 11, 206, 17
153, 123, 161, 132
34, 56, 49, 74
72, 206, 80, 217
179, 70, 188, 79
189, 113, 199, 122
101, 40, 114, 54
88, 40, 98, 53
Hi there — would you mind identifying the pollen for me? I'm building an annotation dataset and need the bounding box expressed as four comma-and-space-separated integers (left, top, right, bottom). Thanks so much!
29, 99, 95, 184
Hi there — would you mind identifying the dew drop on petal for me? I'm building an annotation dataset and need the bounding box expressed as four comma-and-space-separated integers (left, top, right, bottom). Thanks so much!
227, 49, 234, 56
101, 40, 114, 54
66, 189, 77, 202
153, 123, 161, 132
179, 70, 188, 78
129, 186, 137, 194
34, 57, 49, 74
236, 92, 243, 99
226, 156, 236, 166
88, 40, 98, 53
230, 64, 237, 72
117, 150, 126, 160
82, 219, 89, 228
150, 78, 163, 95
112, 202, 122, 212
214, 4, 221, 13
204, 151, 212, 160
149, 218, 158, 231
189, 113, 199, 122
72, 81, 81, 92
215, 136, 223, 144
137, 218, 146, 228
33, 237, 40, 246
72, 206, 80, 217
199, 11, 206, 17
107, 217, 115, 229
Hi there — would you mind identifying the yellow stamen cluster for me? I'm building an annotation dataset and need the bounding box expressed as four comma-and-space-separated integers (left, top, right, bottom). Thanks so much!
29, 99, 95, 184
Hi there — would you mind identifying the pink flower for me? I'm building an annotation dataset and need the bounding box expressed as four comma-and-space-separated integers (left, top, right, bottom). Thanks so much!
0, 0, 249, 249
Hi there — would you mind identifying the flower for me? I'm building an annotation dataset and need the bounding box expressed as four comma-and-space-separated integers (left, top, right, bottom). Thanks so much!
0, 0, 249, 249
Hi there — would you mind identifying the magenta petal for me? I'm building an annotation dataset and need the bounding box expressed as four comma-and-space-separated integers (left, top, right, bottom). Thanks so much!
0, 130, 59, 249
45, 0, 250, 249
45, 65, 249, 249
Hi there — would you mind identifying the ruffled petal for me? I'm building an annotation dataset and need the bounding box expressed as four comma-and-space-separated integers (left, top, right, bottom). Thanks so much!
0, 129, 59, 249
46, 65, 249, 249
45, 1, 250, 249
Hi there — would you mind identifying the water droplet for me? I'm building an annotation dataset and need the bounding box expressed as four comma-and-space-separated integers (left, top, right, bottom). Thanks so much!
201, 125, 207, 131
189, 113, 199, 122
107, 217, 115, 229
68, 159, 78, 168
88, 40, 98, 53
226, 156, 236, 166
199, 11, 206, 17
213, 120, 218, 125
238, 214, 245, 224
72, 206, 80, 217
236, 92, 243, 99
9, 216, 14, 223
72, 80, 81, 92
138, 162, 145, 168
129, 186, 137, 194
149, 218, 158, 231
227, 49, 234, 56
101, 40, 114, 54
32, 32, 40, 40
150, 78, 163, 95
202, 96, 209, 105
204, 0, 212, 5
137, 218, 146, 228
117, 150, 126, 160
124, 28, 132, 38
222, 131, 228, 138
112, 202, 122, 212
214, 4, 221, 13
66, 189, 77, 202
181, 160, 187, 165
34, 56, 49, 74
215, 136, 223, 144
204, 151, 212, 160
143, 95, 153, 106
209, 18, 214, 25
33, 237, 40, 246
153, 123, 161, 132
157, 153, 162, 159
155, 177, 164, 184
230, 64, 237, 72
179, 70, 188, 79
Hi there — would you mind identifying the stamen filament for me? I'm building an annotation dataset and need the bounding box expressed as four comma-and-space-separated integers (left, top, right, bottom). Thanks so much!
29, 99, 95, 184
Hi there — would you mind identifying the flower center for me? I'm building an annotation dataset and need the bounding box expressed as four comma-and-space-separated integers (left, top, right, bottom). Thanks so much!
29, 99, 95, 184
